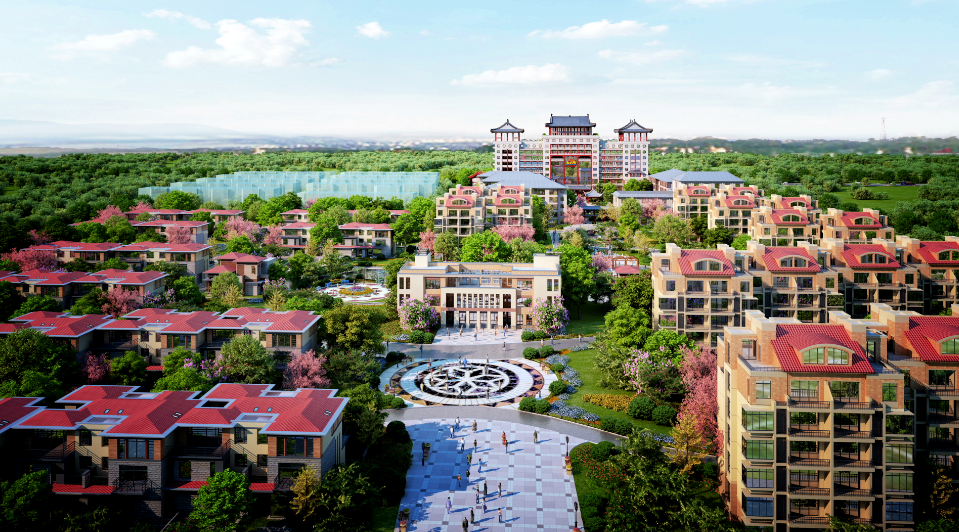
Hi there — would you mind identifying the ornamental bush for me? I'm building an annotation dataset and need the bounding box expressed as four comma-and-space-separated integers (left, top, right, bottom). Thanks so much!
534, 330, 547, 340
600, 418, 634, 436
518, 397, 536, 412
592, 440, 616, 461
583, 394, 633, 412
521, 330, 536, 342
628, 396, 656, 420
534, 399, 552, 414
652, 404, 677, 426
550, 363, 565, 373
539, 345, 555, 358
522, 347, 539, 360
398, 296, 440, 332
549, 380, 568, 396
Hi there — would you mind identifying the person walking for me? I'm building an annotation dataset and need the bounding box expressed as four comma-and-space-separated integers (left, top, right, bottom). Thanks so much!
450, 425, 455, 438
467, 452, 472, 466
466, 469, 470, 484
475, 487, 479, 505
473, 439, 477, 451
446, 497, 452, 514
483, 501, 488, 515
483, 481, 488, 498
462, 517, 469, 532
457, 473, 462, 487
470, 507, 475, 524
477, 458, 482, 473
472, 420, 477, 432
456, 417, 460, 429
498, 508, 503, 523
533, 430, 538, 444
498, 482, 502, 497
460, 438, 465, 451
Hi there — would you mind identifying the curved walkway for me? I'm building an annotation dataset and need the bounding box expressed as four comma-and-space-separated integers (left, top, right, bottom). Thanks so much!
384, 337, 596, 359
385, 405, 623, 444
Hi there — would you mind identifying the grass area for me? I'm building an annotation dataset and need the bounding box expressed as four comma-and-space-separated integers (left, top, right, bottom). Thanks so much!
832, 184, 921, 210
371, 505, 400, 531
564, 302, 612, 337
562, 348, 672, 436
381, 318, 404, 337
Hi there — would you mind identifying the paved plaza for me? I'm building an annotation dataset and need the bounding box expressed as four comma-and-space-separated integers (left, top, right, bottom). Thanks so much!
397, 417, 587, 532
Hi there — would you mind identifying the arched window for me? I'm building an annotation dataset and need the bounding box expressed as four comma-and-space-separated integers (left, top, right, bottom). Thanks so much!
854, 217, 872, 226
500, 198, 517, 205
734, 199, 748, 206
782, 214, 801, 222
694, 260, 722, 272
780, 257, 807, 268
451, 199, 467, 206
943, 339, 959, 354
859, 253, 888, 264
802, 347, 850, 365
790, 201, 806, 208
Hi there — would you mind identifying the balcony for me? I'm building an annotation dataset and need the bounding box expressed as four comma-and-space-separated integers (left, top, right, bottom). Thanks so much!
833, 400, 878, 411
789, 457, 830, 468
19, 442, 75, 461
928, 386, 959, 398
788, 395, 831, 409
929, 439, 959, 454
789, 427, 830, 439
788, 516, 831, 526
739, 357, 780, 372
929, 414, 959, 427
834, 427, 878, 439
833, 457, 877, 469
834, 485, 877, 498
113, 478, 159, 495
173, 441, 232, 459
788, 486, 830, 497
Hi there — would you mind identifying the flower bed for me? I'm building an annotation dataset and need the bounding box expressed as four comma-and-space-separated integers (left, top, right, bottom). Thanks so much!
572, 444, 626, 486
582, 394, 633, 413
339, 286, 373, 296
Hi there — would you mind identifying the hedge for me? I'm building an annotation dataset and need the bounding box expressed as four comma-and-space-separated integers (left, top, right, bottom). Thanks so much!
518, 397, 536, 412
652, 404, 677, 426
627, 396, 656, 420
522, 347, 539, 360
583, 394, 633, 413
539, 345, 555, 358
549, 380, 568, 396
600, 417, 634, 436
521, 330, 536, 342
550, 363, 565, 374
534, 399, 551, 414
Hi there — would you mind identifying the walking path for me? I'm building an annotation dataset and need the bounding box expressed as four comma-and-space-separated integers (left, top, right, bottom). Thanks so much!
393, 414, 609, 532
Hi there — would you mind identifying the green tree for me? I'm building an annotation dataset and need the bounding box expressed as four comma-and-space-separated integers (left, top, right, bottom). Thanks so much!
103, 215, 137, 243
13, 295, 61, 318
530, 196, 547, 241
702, 226, 733, 248
173, 277, 205, 306
110, 350, 147, 386
224, 235, 258, 255
63, 258, 93, 272
257, 191, 302, 226
311, 463, 376, 531
189, 210, 216, 235
0, 471, 53, 530
68, 288, 104, 315
689, 215, 708, 240
0, 281, 23, 322
210, 272, 242, 301
152, 366, 214, 393
287, 252, 316, 287
651, 214, 693, 246
308, 214, 344, 246
643, 329, 696, 366
0, 328, 79, 401
191, 471, 253, 532
612, 269, 654, 311
356, 403, 389, 448
604, 306, 652, 349
460, 231, 511, 262
434, 230, 461, 261
155, 190, 202, 211
558, 243, 597, 319
135, 231, 165, 243
95, 257, 131, 271
507, 238, 546, 263
730, 233, 751, 250
322, 304, 385, 354
625, 178, 653, 191
325, 350, 382, 388
221, 334, 276, 384
391, 212, 422, 245
320, 239, 348, 280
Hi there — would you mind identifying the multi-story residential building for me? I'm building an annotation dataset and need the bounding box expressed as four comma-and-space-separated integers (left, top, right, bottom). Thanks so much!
479, 171, 567, 225
895, 235, 959, 315
0, 383, 347, 522
4, 269, 168, 310
281, 209, 311, 223
279, 222, 315, 251
743, 240, 840, 324
112, 242, 212, 280
433, 181, 538, 239
750, 206, 822, 247
0, 311, 114, 351
133, 220, 210, 244
718, 308, 914, 530
337, 222, 395, 258
651, 244, 754, 346
673, 183, 716, 220
490, 115, 651, 190
611, 190, 674, 210
396, 252, 561, 330
33, 241, 120, 268
708, 185, 764, 235
347, 209, 409, 222
187, 209, 245, 223
820, 209, 895, 244
648, 169, 743, 192
203, 253, 274, 296
818, 239, 917, 319
124, 207, 245, 223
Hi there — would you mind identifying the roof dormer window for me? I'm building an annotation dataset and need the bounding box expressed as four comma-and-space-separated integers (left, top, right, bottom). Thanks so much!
937, 250, 959, 261
779, 257, 807, 268
733, 199, 748, 206
803, 347, 850, 365
859, 253, 887, 264
943, 339, 959, 355
854, 217, 872, 226
790, 201, 806, 208
782, 214, 801, 222
694, 260, 722, 272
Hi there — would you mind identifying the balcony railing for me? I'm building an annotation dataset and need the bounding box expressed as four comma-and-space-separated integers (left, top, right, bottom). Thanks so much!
789, 427, 830, 438
834, 485, 878, 498
833, 400, 878, 410
929, 414, 959, 426
929, 386, 959, 398
929, 439, 959, 453
788, 486, 830, 496
113, 478, 159, 495
19, 442, 75, 461
833, 458, 877, 468
788, 516, 831, 525
271, 475, 295, 491
789, 457, 830, 467
173, 441, 231, 459
834, 428, 878, 439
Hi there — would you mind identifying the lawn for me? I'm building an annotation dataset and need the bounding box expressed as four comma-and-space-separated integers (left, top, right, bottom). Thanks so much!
562, 348, 671, 436
832, 184, 921, 210
564, 302, 612, 337
371, 505, 400, 532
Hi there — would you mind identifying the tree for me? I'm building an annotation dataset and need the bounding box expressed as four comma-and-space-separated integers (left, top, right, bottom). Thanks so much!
166, 224, 193, 244
690, 215, 709, 240
651, 214, 693, 246
191, 471, 253, 532
322, 304, 386, 354
257, 191, 302, 226
666, 413, 707, 474
68, 288, 104, 315
91, 205, 124, 223
95, 257, 131, 271
155, 190, 202, 211
135, 231, 165, 243
324, 350, 382, 388
528, 296, 569, 336
678, 344, 720, 452
320, 239, 348, 280
0, 471, 53, 530
152, 366, 214, 393
173, 277, 205, 306
634, 233, 654, 257
101, 285, 141, 317
592, 253, 613, 272
308, 214, 343, 246
929, 463, 959, 520
110, 350, 147, 386
291, 465, 322, 523
460, 231, 510, 262
224, 235, 258, 255
103, 215, 137, 243
417, 229, 435, 252
558, 243, 597, 319
262, 224, 284, 246
223, 218, 261, 241
398, 297, 440, 332
393, 214, 424, 247
828, 515, 882, 532
613, 269, 654, 311
266, 290, 286, 311
283, 350, 330, 389
12, 295, 60, 318
356, 403, 389, 448
189, 210, 217, 235
625, 177, 654, 191
221, 334, 275, 384
507, 237, 545, 263
0, 328, 79, 400
491, 224, 535, 242
0, 281, 23, 322
311, 463, 376, 531
604, 306, 652, 349
1, 247, 58, 271
27, 229, 50, 245
434, 230, 461, 261
703, 226, 733, 248
210, 272, 242, 301
641, 199, 668, 221
530, 195, 548, 241
730, 233, 751, 250
643, 329, 696, 365
564, 204, 587, 225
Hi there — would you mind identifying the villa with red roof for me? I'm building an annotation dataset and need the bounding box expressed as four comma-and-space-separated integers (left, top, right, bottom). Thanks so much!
750, 205, 822, 247
34, 241, 121, 266
281, 209, 311, 223
0, 383, 347, 521
433, 182, 537, 242
203, 252, 275, 296
821, 208, 895, 244
345, 209, 409, 223
819, 239, 917, 318
132, 220, 210, 244
338, 222, 395, 258
741, 240, 839, 324
673, 183, 715, 220
279, 222, 315, 250
112, 241, 212, 280
718, 307, 913, 529
0, 311, 115, 351
651, 243, 754, 346
4, 269, 167, 310
896, 235, 959, 315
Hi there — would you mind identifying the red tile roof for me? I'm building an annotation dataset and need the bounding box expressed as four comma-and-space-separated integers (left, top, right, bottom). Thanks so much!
222, 307, 321, 332
685, 186, 712, 196
12, 270, 92, 286
613, 265, 642, 275
134, 220, 208, 228
840, 244, 900, 269
771, 324, 875, 374
52, 484, 114, 495
6, 312, 114, 337
282, 209, 310, 215
76, 269, 167, 286
113, 242, 211, 252
40, 241, 121, 252
903, 316, 959, 362
189, 209, 244, 216
839, 212, 882, 229
914, 241, 959, 266
102, 307, 318, 334
769, 209, 809, 225
677, 250, 736, 276
218, 252, 266, 263
781, 197, 811, 208
724, 196, 756, 209
204, 265, 232, 275
339, 222, 393, 230
282, 222, 316, 230
731, 186, 758, 195
761, 247, 822, 273
0, 397, 45, 433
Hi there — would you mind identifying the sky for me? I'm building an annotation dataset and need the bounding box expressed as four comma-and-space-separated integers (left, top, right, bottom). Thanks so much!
1, 0, 958, 141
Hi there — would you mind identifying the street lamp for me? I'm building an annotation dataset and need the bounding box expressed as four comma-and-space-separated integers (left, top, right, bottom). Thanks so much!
565, 436, 569, 456
574, 502, 579, 528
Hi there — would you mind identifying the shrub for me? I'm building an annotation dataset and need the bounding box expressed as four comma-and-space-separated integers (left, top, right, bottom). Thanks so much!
600, 416, 616, 433
549, 380, 568, 396
592, 440, 616, 461
408, 330, 425, 343
388, 396, 406, 409
534, 399, 551, 414
521, 330, 536, 342
550, 363, 565, 373
539, 345, 555, 358
584, 516, 605, 532
422, 332, 434, 344
579, 491, 608, 530
519, 397, 536, 412
613, 418, 635, 436
696, 462, 718, 481
386, 351, 404, 365
583, 394, 633, 412
522, 347, 540, 360
357, 260, 373, 267
534, 330, 547, 340
652, 404, 677, 426
628, 396, 656, 420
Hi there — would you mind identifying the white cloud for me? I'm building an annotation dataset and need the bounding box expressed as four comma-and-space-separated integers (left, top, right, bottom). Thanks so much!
163, 18, 312, 68
309, 58, 342, 67
598, 49, 688, 65
645, 40, 663, 46
356, 22, 390, 39
420, 30, 432, 37
144, 9, 212, 30
727, 54, 823, 68
884, 81, 959, 107
52, 29, 156, 59
529, 20, 667, 39
451, 63, 571, 86
0, 73, 34, 84
868, 69, 892, 80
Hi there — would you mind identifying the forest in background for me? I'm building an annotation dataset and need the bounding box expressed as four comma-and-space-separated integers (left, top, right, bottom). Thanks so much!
649, 136, 959, 156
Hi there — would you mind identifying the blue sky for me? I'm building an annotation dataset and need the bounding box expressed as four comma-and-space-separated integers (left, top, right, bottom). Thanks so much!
1, 0, 957, 140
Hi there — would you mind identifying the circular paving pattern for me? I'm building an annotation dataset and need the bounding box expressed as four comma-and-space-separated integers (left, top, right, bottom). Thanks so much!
390, 359, 545, 407
317, 283, 389, 303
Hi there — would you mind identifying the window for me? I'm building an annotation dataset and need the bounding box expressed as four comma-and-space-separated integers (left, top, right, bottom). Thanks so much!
886, 473, 913, 492
742, 438, 774, 459
175, 461, 192, 480
665, 280, 676, 291
234, 426, 249, 444
830, 381, 859, 401
853, 272, 868, 283
117, 439, 153, 459
803, 347, 825, 364
827, 348, 849, 365
780, 257, 807, 268
686, 281, 704, 292
425, 279, 441, 289
905, 273, 914, 285
777, 227, 789, 236
886, 444, 914, 464
79, 429, 93, 446
272, 334, 297, 348
943, 339, 959, 355
756, 381, 771, 399
743, 468, 773, 488
886, 502, 913, 522
742, 410, 774, 431
790, 380, 818, 398
930, 370, 955, 386
883, 383, 897, 401
742, 339, 756, 360
932, 269, 947, 280
278, 436, 314, 457
257, 454, 268, 467
744, 497, 773, 517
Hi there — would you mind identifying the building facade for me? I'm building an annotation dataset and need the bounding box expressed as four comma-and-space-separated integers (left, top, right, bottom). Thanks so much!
203, 253, 275, 296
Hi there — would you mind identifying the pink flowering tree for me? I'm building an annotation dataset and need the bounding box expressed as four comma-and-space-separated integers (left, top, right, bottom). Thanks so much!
92, 205, 125, 223
165, 225, 193, 244
398, 296, 440, 332
641, 199, 669, 222
129, 201, 152, 213
576, 194, 588, 207
564, 204, 587, 225
224, 217, 262, 240
184, 352, 229, 382
81, 351, 111, 384
28, 230, 51, 245
283, 349, 330, 389
491, 225, 535, 242
2, 247, 58, 271
528, 296, 569, 336
417, 230, 436, 252
101, 285, 141, 318
623, 348, 685, 402
591, 253, 613, 272
305, 198, 317, 207
678, 344, 719, 452
262, 225, 284, 246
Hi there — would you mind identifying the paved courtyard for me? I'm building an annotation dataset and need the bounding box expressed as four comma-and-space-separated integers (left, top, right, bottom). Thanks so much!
398, 417, 587, 532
